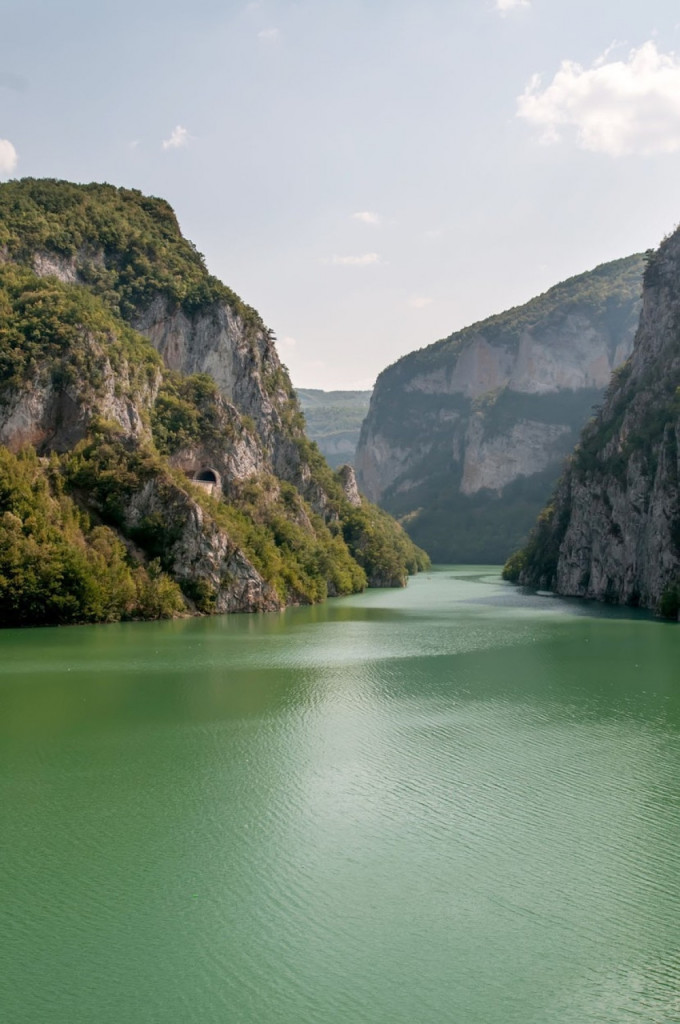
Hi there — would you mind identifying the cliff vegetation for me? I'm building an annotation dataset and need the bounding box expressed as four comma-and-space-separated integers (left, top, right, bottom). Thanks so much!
0, 179, 427, 627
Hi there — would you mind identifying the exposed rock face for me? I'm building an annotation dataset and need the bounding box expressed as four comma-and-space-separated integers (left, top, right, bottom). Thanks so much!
511, 234, 680, 614
460, 417, 572, 496
133, 297, 284, 439
0, 337, 159, 453
355, 256, 644, 562
337, 464, 362, 507
126, 479, 280, 613
28, 253, 301, 481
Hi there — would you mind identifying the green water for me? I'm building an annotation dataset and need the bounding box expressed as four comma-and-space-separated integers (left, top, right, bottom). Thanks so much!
1, 568, 679, 1024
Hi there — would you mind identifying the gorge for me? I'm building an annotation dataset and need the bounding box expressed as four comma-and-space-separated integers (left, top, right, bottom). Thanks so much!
355, 256, 644, 563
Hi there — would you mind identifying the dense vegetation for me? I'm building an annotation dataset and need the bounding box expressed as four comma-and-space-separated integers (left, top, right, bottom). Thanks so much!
0, 262, 160, 399
151, 372, 239, 456
0, 446, 183, 627
0, 177, 262, 326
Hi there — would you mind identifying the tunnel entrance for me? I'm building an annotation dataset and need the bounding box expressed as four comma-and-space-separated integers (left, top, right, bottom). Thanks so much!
195, 469, 218, 484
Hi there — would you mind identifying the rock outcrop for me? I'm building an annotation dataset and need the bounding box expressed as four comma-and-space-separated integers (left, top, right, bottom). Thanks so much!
355, 256, 644, 562
506, 235, 680, 616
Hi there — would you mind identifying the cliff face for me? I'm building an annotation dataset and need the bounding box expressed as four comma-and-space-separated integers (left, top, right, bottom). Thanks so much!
0, 179, 427, 626
507, 233, 680, 616
355, 256, 643, 562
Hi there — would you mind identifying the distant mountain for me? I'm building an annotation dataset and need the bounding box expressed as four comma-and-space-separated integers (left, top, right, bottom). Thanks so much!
297, 388, 372, 468
355, 255, 644, 563
505, 236, 680, 618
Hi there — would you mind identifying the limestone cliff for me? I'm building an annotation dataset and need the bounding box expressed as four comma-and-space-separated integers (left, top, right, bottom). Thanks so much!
355, 256, 643, 562
505, 233, 680, 617
0, 179, 427, 626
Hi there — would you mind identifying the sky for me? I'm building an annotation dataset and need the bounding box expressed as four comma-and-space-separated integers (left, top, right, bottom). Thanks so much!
3, 0, 680, 389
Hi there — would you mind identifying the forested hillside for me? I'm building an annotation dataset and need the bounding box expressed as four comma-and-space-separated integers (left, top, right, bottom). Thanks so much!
0, 179, 427, 626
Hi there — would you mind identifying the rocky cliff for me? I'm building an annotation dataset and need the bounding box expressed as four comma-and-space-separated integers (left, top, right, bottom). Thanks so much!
505, 233, 680, 617
0, 179, 427, 626
355, 256, 644, 562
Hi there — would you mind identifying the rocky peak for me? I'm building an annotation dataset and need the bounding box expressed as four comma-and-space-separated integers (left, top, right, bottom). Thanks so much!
337, 464, 362, 507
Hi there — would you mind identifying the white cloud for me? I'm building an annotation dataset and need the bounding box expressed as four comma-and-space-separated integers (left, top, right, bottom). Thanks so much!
162, 125, 189, 150
352, 210, 380, 225
518, 41, 680, 156
280, 335, 297, 349
329, 252, 382, 266
0, 138, 18, 175
258, 27, 279, 40
408, 295, 433, 308
496, 0, 530, 12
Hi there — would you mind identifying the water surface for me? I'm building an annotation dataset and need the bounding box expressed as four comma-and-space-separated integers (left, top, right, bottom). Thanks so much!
1, 568, 679, 1023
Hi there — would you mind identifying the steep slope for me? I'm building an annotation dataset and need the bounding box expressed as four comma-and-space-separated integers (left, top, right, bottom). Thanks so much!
0, 179, 427, 626
297, 388, 372, 468
355, 256, 644, 562
504, 234, 680, 617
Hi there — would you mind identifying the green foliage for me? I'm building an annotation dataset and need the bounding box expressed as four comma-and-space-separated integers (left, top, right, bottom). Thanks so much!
0, 447, 183, 627
341, 502, 430, 585
501, 477, 574, 588
63, 421, 165, 528
0, 178, 263, 327
573, 375, 680, 484
202, 475, 367, 605
501, 549, 527, 583
0, 262, 160, 398
152, 372, 236, 456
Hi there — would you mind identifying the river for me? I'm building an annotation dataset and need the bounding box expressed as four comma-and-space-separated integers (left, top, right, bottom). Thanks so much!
1, 568, 679, 1023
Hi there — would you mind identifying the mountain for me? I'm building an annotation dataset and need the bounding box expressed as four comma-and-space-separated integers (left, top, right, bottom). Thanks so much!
296, 388, 372, 468
355, 255, 644, 563
504, 233, 680, 618
0, 178, 427, 627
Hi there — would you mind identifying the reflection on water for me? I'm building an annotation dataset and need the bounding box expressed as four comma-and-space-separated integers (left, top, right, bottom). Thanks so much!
1, 568, 679, 1024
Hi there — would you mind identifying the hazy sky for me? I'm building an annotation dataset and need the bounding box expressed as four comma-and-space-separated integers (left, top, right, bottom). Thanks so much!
3, 0, 680, 388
